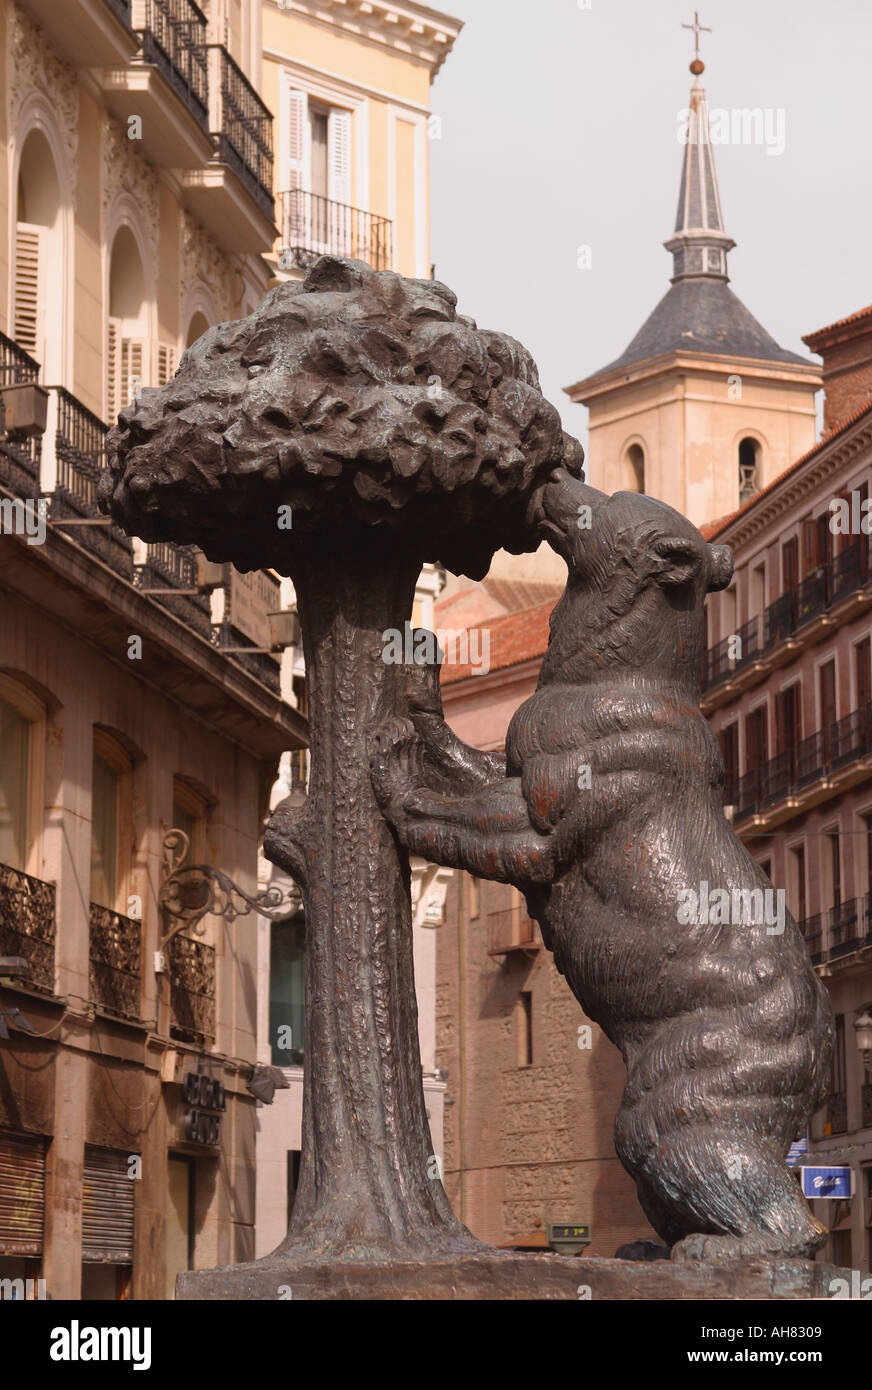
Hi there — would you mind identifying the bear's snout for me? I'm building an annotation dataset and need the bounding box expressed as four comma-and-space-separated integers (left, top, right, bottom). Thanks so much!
707, 544, 733, 592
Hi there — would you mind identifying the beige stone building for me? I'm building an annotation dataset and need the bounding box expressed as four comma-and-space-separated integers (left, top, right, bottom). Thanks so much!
0, 0, 310, 1301
0, 0, 463, 1295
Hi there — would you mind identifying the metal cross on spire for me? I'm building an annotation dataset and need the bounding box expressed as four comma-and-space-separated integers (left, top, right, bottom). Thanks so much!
682, 10, 711, 63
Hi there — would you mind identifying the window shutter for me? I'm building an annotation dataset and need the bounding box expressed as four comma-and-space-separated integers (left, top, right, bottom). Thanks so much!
107, 326, 146, 422
328, 108, 352, 254
13, 223, 45, 361
107, 316, 121, 423
155, 342, 176, 386
286, 88, 308, 189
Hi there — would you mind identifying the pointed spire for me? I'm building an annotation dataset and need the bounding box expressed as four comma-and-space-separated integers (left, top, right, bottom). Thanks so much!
664, 22, 735, 283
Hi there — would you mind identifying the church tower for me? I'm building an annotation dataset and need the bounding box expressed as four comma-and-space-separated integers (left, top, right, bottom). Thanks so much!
565, 20, 821, 529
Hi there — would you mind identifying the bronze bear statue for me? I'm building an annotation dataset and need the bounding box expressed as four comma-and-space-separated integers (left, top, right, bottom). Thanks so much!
372, 466, 834, 1262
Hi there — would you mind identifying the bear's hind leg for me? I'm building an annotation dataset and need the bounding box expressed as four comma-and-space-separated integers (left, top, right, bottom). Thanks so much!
623, 1121, 827, 1262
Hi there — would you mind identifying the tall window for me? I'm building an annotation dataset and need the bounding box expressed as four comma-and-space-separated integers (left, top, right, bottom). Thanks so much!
738, 438, 760, 502
719, 723, 738, 803
781, 537, 798, 595
517, 991, 533, 1067
90, 733, 131, 912
819, 660, 837, 760
622, 444, 645, 494
790, 844, 807, 924
775, 685, 801, 762
0, 696, 29, 871
745, 706, 768, 780
172, 780, 207, 868
14, 129, 63, 378
828, 831, 842, 912
284, 86, 352, 254
856, 638, 871, 712
270, 913, 305, 1066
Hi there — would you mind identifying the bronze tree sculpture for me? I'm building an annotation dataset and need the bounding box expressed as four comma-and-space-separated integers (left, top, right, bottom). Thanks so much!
98, 256, 582, 1263
373, 469, 835, 1262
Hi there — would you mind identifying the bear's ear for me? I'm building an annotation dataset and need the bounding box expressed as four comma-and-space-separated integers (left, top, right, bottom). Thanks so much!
651, 535, 702, 587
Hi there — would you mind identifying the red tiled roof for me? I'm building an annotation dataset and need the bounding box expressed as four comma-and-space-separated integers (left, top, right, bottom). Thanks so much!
440, 599, 554, 685
803, 303, 872, 348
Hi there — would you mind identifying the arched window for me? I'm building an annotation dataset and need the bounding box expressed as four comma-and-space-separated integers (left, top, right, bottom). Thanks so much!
14, 129, 63, 378
0, 675, 46, 877
739, 438, 760, 503
90, 730, 133, 912
107, 226, 148, 422
622, 443, 645, 494
0, 695, 29, 872
186, 310, 210, 349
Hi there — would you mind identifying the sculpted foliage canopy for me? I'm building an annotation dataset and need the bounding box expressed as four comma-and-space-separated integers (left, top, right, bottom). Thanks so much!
98, 256, 582, 576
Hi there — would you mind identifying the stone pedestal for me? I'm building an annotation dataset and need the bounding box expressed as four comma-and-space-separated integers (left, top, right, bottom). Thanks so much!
176, 1251, 848, 1301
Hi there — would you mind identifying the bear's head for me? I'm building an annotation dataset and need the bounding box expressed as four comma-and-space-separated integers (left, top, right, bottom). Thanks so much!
532, 466, 732, 687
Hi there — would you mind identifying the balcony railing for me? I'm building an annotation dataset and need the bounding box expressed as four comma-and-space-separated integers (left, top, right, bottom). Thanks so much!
208, 46, 274, 220
279, 190, 393, 273
794, 567, 828, 629
89, 904, 141, 1020
169, 933, 215, 1043
0, 331, 42, 498
0, 862, 56, 993
733, 703, 872, 825
48, 386, 134, 580
798, 913, 823, 965
136, 542, 212, 638
139, 0, 208, 129
827, 1090, 848, 1135
487, 908, 540, 957
704, 540, 872, 692
763, 590, 795, 648
828, 899, 863, 959
214, 620, 281, 694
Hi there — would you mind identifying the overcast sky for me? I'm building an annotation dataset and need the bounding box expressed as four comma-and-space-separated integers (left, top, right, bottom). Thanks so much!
429, 0, 872, 449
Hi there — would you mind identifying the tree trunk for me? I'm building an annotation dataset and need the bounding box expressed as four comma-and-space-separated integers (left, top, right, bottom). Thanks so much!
265, 538, 481, 1260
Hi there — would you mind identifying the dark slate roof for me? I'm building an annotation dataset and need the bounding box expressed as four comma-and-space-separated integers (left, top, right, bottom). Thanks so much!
593, 277, 816, 376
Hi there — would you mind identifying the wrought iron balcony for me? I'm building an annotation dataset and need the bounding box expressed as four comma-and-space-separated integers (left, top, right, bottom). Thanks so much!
829, 703, 872, 771
46, 386, 134, 579
135, 542, 212, 638
0, 862, 56, 993
706, 635, 732, 688
827, 1090, 848, 1135
703, 616, 762, 692
794, 567, 827, 629
828, 899, 862, 959
798, 913, 823, 965
169, 933, 215, 1043
733, 703, 872, 823
89, 904, 141, 1020
279, 190, 393, 273
831, 539, 865, 605
208, 46, 274, 221
214, 620, 281, 694
138, 0, 208, 130
0, 331, 42, 499
763, 590, 795, 648
795, 730, 825, 790
487, 908, 540, 957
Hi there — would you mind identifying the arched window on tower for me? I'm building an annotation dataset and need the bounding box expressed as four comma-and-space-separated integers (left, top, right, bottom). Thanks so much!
14, 130, 63, 379
622, 443, 645, 494
739, 438, 761, 503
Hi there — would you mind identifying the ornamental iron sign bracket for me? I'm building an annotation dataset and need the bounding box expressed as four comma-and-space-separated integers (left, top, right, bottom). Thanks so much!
159, 829, 302, 947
